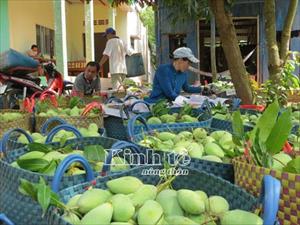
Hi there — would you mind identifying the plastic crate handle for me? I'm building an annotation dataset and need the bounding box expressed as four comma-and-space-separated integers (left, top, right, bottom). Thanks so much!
101, 141, 141, 174
51, 154, 95, 193
129, 100, 151, 113
0, 128, 33, 153
123, 94, 139, 102
127, 114, 150, 140
260, 175, 281, 225
105, 96, 124, 104
40, 117, 68, 136
45, 124, 82, 144
0, 213, 14, 225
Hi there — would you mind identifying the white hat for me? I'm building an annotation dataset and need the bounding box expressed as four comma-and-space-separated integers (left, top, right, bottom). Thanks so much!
173, 47, 199, 63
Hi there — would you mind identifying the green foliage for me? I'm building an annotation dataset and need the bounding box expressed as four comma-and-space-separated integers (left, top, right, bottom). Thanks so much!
140, 6, 156, 67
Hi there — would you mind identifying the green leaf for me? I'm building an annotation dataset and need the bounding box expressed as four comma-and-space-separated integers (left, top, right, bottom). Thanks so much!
60, 144, 74, 154
17, 158, 50, 172
37, 181, 51, 215
69, 96, 81, 108
232, 110, 244, 138
39, 160, 57, 175
265, 108, 293, 154
250, 100, 280, 142
18, 178, 38, 200
59, 134, 68, 147
83, 145, 107, 162
283, 157, 300, 174
27, 143, 52, 153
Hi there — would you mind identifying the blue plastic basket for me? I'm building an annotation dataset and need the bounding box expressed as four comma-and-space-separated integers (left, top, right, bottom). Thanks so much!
127, 115, 255, 182
0, 124, 141, 225
46, 164, 281, 225
104, 97, 151, 140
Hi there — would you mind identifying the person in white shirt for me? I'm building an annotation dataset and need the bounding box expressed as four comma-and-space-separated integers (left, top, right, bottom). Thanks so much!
99, 27, 130, 90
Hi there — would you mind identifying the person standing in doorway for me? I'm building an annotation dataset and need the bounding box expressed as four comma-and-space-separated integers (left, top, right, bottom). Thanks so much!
99, 27, 131, 90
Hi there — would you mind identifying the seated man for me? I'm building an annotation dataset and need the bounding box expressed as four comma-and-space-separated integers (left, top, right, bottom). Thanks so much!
145, 47, 202, 103
72, 61, 101, 97
26, 44, 44, 62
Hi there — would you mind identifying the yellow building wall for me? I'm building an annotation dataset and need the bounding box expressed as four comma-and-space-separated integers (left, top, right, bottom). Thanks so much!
66, 3, 128, 61
8, 1, 129, 61
8, 0, 54, 55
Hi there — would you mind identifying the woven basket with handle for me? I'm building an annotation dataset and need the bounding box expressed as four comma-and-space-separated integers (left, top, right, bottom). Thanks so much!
232, 156, 300, 225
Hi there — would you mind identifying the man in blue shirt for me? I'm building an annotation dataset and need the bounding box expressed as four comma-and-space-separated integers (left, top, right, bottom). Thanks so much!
146, 47, 201, 103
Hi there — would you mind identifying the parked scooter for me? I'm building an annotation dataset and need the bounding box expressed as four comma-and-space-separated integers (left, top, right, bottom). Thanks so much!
0, 49, 71, 109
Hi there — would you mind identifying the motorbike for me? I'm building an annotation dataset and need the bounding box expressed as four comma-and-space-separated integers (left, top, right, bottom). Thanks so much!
0, 50, 73, 109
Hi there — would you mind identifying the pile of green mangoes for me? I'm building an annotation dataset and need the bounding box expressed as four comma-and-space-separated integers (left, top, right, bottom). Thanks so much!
11, 143, 130, 175
17, 123, 100, 144
138, 128, 242, 163
0, 112, 24, 122
61, 176, 263, 225
213, 112, 261, 126
37, 106, 98, 117
147, 113, 199, 124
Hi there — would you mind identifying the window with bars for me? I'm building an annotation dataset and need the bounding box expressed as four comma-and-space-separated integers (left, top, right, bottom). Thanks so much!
36, 24, 55, 58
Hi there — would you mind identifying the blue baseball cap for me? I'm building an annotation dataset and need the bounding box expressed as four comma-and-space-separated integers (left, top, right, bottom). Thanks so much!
104, 27, 116, 36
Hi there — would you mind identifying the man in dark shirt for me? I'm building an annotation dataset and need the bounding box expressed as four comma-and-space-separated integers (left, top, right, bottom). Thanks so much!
72, 61, 101, 97
145, 47, 201, 103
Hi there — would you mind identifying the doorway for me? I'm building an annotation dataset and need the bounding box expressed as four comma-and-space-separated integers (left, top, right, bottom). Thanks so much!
198, 17, 259, 83
83, 33, 109, 78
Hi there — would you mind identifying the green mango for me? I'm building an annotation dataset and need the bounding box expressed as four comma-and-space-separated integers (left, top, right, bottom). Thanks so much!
193, 128, 207, 140
208, 196, 229, 216
107, 176, 143, 194
147, 117, 162, 124
204, 143, 225, 158
221, 210, 263, 225
156, 189, 183, 217
111, 194, 135, 222
19, 151, 45, 160
201, 155, 222, 163
130, 184, 157, 207
138, 200, 163, 225
177, 189, 205, 214
80, 203, 113, 225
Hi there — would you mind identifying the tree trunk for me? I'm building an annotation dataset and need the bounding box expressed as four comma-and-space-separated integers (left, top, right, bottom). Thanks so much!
209, 0, 253, 104
210, 12, 217, 82
280, 0, 298, 63
264, 0, 282, 81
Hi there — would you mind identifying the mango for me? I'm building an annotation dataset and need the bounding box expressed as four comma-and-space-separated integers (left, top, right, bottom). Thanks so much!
208, 196, 229, 216
107, 176, 143, 194
175, 140, 190, 148
218, 134, 234, 151
77, 188, 112, 214
66, 194, 82, 208
201, 155, 222, 163
147, 117, 162, 124
111, 194, 135, 222
210, 131, 229, 142
202, 136, 215, 146
88, 123, 98, 132
19, 151, 45, 160
156, 189, 183, 216
187, 214, 216, 225
204, 143, 225, 158
177, 189, 205, 214
110, 157, 130, 172
11, 161, 20, 168
138, 200, 163, 225
43, 151, 64, 162
160, 114, 176, 123
165, 216, 197, 225
92, 161, 104, 171
62, 212, 80, 224
173, 146, 188, 155
80, 203, 113, 225
177, 131, 193, 140
271, 153, 292, 171
180, 115, 198, 123
193, 128, 207, 140
17, 134, 30, 144
221, 210, 263, 225
31, 132, 44, 141
187, 142, 204, 159
157, 132, 176, 141
195, 190, 209, 208
130, 184, 157, 207
70, 106, 80, 117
